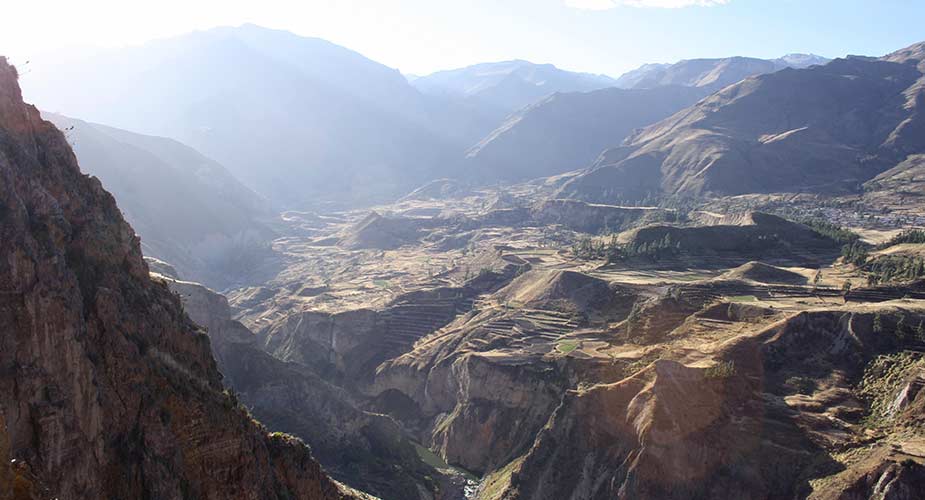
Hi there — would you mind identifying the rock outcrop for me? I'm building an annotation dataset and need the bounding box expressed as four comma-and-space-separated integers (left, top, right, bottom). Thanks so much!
163, 276, 444, 500
0, 56, 358, 500
492, 306, 925, 499
371, 270, 637, 474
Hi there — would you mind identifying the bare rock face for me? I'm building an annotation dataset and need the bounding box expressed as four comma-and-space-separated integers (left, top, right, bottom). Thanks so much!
371, 270, 636, 475
0, 57, 356, 500
811, 453, 925, 500
163, 276, 442, 500
495, 307, 925, 499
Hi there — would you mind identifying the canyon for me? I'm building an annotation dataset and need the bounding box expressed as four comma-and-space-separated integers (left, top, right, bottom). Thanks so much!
3, 24, 925, 500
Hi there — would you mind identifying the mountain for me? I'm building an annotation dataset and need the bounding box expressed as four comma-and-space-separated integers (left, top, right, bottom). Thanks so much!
460, 54, 831, 184
411, 60, 617, 116
0, 56, 361, 500
614, 54, 830, 90
462, 85, 708, 182
557, 42, 925, 203
22, 24, 464, 209
42, 112, 274, 289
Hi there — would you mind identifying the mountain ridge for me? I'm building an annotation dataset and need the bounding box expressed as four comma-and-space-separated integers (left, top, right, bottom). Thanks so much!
557, 42, 924, 203
42, 112, 275, 289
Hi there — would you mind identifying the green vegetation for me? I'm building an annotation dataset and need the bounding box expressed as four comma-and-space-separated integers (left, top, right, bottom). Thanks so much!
727, 295, 758, 302
873, 313, 884, 334
857, 352, 925, 428
865, 255, 925, 285
799, 218, 860, 244
268, 431, 302, 444
373, 279, 390, 287
857, 229, 925, 285
841, 241, 870, 266
412, 442, 478, 481
881, 229, 925, 248
478, 458, 524, 500
557, 340, 579, 354
573, 232, 682, 262
704, 360, 737, 379
413, 442, 450, 470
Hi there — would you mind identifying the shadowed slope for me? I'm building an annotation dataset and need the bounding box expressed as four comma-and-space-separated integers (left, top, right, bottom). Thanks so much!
0, 56, 361, 500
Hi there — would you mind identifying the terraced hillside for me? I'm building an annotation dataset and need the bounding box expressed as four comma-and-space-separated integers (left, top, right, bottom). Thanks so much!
217, 177, 925, 499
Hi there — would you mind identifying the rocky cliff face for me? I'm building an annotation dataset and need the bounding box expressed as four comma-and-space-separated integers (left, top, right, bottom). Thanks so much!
493, 307, 925, 500
0, 57, 358, 500
371, 270, 637, 475
161, 274, 446, 500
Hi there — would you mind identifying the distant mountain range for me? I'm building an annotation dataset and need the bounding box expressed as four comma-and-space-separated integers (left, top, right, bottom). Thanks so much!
614, 54, 830, 90
557, 42, 925, 202
411, 60, 618, 116
462, 85, 707, 182
44, 112, 274, 289
459, 54, 831, 183
24, 24, 463, 209
29, 23, 919, 212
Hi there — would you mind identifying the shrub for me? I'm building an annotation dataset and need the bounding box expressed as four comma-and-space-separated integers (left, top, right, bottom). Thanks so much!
864, 255, 925, 284
841, 241, 869, 266
705, 361, 736, 379
881, 229, 925, 248
800, 218, 860, 244
784, 376, 815, 395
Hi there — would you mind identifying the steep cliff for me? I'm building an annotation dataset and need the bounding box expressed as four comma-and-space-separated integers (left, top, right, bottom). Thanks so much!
161, 275, 446, 500
0, 57, 359, 499
494, 307, 925, 500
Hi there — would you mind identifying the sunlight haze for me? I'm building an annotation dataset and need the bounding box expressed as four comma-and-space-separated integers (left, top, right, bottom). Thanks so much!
4, 0, 924, 76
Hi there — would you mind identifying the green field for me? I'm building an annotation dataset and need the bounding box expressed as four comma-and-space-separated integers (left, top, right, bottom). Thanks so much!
557, 340, 579, 354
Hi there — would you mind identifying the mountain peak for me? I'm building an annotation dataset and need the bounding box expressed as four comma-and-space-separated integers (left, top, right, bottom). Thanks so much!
411, 59, 616, 113
777, 53, 831, 68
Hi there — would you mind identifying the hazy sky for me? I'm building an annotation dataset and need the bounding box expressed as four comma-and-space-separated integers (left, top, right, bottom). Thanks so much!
3, 0, 923, 76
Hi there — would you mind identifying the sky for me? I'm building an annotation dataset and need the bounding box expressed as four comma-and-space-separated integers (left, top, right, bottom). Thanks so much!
2, 0, 924, 77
